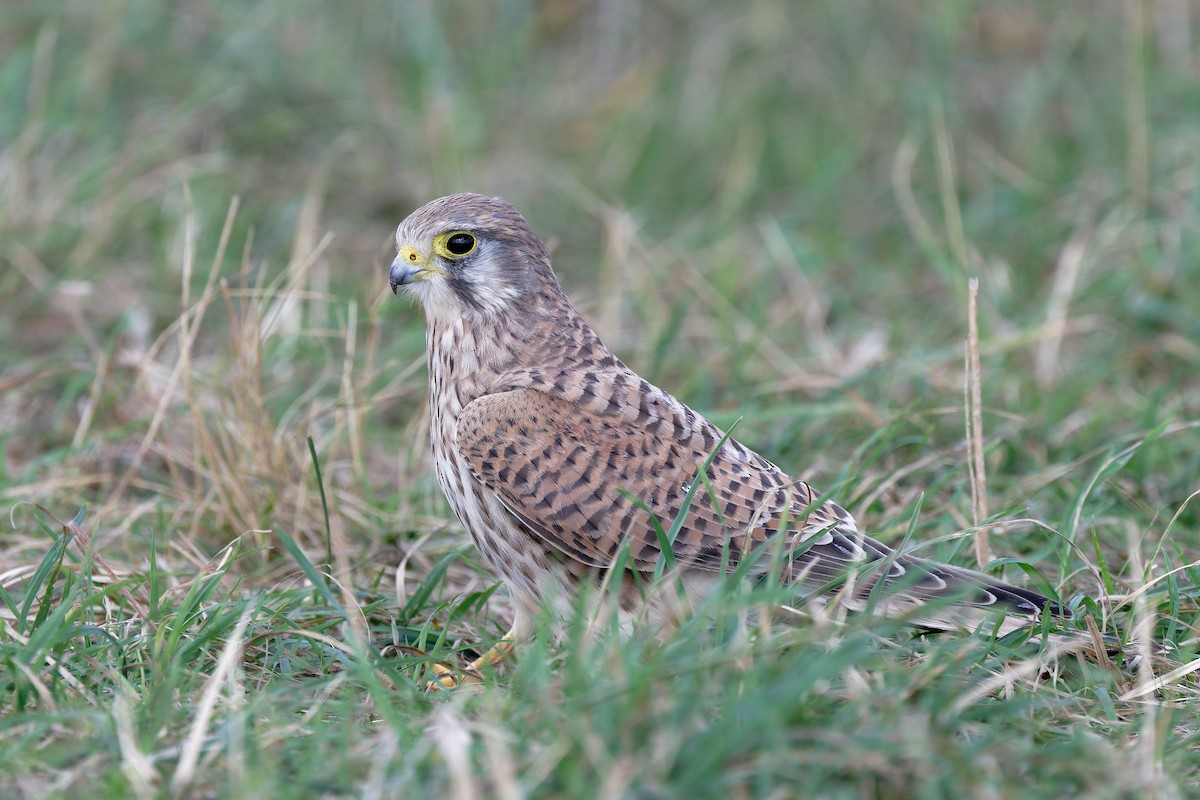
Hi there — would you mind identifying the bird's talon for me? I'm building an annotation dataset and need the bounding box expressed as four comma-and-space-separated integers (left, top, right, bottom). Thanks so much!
424, 661, 484, 692
468, 639, 514, 672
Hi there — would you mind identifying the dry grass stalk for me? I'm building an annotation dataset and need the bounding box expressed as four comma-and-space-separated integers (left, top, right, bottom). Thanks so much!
1034, 230, 1089, 388
965, 278, 990, 568
169, 606, 253, 797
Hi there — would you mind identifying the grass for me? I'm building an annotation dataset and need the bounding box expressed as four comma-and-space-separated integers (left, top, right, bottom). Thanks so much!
1, 0, 1199, 797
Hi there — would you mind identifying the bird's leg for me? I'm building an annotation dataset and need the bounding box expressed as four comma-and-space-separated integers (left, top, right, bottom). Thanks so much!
426, 609, 532, 690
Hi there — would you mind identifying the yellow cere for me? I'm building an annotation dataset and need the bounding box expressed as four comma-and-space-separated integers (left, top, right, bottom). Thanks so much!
395, 243, 446, 282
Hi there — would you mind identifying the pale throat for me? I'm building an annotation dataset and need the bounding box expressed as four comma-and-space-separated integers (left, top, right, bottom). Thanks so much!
426, 314, 521, 413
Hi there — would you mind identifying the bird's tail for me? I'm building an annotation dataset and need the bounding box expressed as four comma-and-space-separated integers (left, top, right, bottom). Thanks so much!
787, 553, 1135, 662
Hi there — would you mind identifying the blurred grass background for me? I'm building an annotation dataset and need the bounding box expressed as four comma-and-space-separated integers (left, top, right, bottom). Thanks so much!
1, 1, 1199, 797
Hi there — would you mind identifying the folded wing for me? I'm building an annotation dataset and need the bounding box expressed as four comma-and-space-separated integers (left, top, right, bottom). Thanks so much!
456, 386, 1067, 622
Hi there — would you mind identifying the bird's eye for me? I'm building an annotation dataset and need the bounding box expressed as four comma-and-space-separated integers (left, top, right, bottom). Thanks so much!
444, 232, 476, 257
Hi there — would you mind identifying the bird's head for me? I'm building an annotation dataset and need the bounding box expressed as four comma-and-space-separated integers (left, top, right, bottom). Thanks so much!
390, 193, 559, 322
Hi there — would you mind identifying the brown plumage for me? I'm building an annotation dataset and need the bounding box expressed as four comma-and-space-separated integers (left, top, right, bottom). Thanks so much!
389, 193, 1070, 653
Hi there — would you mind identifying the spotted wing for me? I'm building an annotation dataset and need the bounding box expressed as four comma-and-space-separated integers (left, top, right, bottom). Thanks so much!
456, 387, 1064, 619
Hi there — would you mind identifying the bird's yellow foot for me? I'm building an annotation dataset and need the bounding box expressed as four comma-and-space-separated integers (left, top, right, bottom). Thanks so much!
424, 639, 514, 691
425, 660, 481, 690
469, 639, 514, 671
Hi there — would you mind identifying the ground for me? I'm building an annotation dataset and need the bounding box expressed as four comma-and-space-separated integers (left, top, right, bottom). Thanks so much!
0, 2, 1197, 798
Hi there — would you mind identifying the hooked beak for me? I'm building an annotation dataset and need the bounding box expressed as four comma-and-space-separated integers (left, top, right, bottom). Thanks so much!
389, 257, 419, 294
390, 243, 442, 294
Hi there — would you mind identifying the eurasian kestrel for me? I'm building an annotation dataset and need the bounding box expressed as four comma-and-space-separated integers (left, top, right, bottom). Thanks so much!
389, 193, 1070, 673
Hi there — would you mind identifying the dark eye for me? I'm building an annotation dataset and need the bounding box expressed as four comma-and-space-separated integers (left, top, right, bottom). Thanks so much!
445, 232, 476, 256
